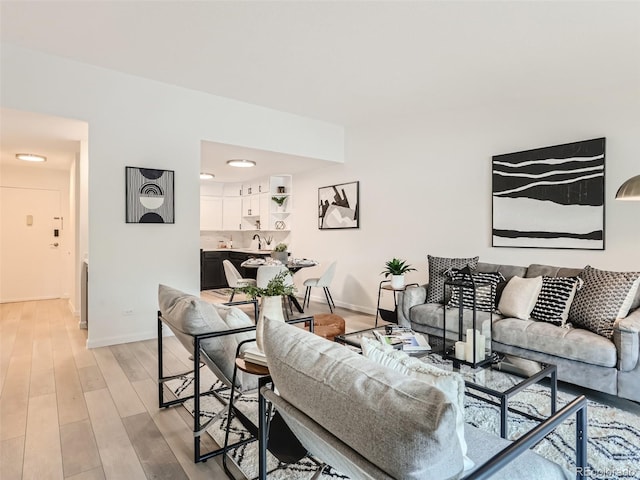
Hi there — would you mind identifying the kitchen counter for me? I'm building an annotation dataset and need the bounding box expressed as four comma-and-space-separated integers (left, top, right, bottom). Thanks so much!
202, 248, 273, 255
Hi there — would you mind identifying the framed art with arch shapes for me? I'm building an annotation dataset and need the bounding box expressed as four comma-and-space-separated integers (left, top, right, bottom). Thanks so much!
126, 166, 175, 223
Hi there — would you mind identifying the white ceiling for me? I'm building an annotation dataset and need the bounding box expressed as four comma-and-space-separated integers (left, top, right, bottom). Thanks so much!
0, 108, 87, 171
1, 1, 639, 176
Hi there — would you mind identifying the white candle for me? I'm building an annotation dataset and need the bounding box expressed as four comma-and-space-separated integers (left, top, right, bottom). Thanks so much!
465, 341, 473, 362
455, 341, 466, 360
477, 334, 486, 361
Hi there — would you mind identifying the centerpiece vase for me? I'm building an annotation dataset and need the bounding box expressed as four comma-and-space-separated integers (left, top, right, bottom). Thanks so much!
256, 295, 285, 352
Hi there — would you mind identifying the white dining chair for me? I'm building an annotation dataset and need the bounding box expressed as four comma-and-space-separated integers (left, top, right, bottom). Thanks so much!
303, 261, 337, 313
256, 265, 294, 316
223, 259, 257, 302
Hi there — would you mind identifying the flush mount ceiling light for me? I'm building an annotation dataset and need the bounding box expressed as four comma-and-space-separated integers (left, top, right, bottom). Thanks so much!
16, 153, 47, 162
199, 172, 215, 180
615, 175, 640, 201
226, 159, 256, 168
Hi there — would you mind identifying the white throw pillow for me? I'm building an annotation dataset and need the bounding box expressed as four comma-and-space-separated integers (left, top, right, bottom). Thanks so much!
361, 337, 473, 471
497, 276, 543, 320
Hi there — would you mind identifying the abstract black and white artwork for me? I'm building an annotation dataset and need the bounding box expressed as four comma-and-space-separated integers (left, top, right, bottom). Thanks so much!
492, 138, 605, 250
126, 167, 175, 223
318, 181, 359, 229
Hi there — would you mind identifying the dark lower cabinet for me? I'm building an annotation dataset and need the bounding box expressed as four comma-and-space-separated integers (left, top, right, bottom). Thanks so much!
200, 250, 269, 290
201, 251, 226, 290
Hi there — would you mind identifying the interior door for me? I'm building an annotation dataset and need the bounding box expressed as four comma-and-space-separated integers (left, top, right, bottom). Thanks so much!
0, 187, 64, 302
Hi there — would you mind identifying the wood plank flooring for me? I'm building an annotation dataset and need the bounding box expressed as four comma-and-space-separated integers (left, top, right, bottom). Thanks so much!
0, 296, 376, 480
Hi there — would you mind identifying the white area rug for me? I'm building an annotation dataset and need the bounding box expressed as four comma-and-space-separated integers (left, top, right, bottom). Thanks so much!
167, 364, 640, 480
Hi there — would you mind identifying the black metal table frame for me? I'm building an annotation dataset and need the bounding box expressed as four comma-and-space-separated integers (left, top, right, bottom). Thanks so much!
464, 361, 558, 439
374, 280, 419, 327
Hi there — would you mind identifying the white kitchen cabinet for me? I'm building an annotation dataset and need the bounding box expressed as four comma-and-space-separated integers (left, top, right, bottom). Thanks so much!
223, 182, 243, 197
200, 196, 223, 231
222, 197, 242, 231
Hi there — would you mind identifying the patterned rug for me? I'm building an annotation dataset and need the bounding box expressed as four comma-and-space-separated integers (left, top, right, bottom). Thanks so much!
166, 366, 640, 480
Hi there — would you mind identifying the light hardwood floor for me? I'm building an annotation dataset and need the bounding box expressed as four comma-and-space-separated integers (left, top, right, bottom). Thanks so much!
0, 295, 377, 480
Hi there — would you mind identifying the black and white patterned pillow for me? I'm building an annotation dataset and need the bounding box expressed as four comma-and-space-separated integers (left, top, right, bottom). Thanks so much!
569, 265, 640, 339
530, 276, 583, 326
426, 255, 479, 304
445, 269, 505, 313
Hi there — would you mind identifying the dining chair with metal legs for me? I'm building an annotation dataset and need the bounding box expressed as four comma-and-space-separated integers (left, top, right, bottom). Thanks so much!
303, 261, 337, 313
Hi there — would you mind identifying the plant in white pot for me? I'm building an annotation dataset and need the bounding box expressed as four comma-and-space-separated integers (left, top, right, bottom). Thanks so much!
271, 243, 289, 264
381, 258, 416, 289
240, 270, 295, 351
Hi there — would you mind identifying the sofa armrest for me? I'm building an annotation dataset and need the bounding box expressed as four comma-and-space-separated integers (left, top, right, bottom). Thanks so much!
397, 284, 428, 327
613, 307, 640, 371
464, 395, 587, 480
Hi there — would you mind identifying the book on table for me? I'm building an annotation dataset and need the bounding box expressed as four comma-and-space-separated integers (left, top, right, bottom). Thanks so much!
374, 329, 431, 352
243, 346, 268, 367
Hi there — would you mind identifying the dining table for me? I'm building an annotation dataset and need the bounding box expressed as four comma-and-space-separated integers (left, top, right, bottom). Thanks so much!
240, 257, 318, 313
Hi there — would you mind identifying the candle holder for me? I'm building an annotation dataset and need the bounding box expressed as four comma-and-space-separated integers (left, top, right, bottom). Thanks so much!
441, 266, 494, 369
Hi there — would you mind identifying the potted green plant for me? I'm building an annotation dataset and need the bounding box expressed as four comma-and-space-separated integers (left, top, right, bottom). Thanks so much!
381, 258, 416, 289
239, 271, 295, 351
271, 242, 289, 264
272, 195, 287, 212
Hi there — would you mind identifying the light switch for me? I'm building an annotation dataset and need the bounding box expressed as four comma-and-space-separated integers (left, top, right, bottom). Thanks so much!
26, 215, 33, 226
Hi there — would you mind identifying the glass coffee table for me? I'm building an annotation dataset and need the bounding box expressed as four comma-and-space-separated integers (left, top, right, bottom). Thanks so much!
335, 327, 558, 439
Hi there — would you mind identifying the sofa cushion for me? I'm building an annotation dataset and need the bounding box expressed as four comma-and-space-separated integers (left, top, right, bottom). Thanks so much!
569, 265, 640, 339
360, 338, 473, 471
446, 269, 505, 312
158, 284, 244, 384
525, 264, 583, 279
262, 317, 464, 480
530, 276, 583, 326
493, 317, 617, 368
497, 276, 543, 320
410, 303, 499, 337
464, 425, 571, 479
426, 255, 479, 304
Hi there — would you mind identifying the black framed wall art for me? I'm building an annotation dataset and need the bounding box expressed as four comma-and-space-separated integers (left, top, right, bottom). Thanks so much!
492, 138, 605, 250
318, 181, 359, 229
126, 167, 175, 223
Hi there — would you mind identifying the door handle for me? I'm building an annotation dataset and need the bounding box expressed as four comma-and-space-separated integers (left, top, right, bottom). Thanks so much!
50, 242, 59, 247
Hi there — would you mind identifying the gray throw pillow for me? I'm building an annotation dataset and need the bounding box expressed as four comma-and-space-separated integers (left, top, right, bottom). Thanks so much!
158, 284, 238, 383
426, 255, 479, 304
568, 266, 640, 339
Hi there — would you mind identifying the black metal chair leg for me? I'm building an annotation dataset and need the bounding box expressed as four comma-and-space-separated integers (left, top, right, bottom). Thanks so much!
304, 286, 310, 309
222, 364, 240, 478
229, 289, 236, 302
326, 288, 336, 310
323, 288, 334, 313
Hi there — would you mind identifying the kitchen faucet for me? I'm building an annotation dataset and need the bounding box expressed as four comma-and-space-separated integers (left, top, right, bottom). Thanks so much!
252, 234, 262, 250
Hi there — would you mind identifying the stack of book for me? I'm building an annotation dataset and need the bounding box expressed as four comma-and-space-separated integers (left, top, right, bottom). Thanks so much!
373, 328, 431, 352
243, 346, 268, 367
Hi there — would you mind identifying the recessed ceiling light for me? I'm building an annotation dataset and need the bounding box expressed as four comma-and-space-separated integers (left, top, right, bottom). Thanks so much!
16, 153, 47, 162
226, 159, 256, 168
200, 172, 215, 180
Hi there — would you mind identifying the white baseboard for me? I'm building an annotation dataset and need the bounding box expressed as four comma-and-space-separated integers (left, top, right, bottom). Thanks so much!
296, 293, 376, 316
86, 330, 160, 349
0, 294, 60, 304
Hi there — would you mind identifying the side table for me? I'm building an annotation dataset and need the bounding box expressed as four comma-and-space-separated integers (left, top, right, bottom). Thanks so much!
375, 280, 418, 327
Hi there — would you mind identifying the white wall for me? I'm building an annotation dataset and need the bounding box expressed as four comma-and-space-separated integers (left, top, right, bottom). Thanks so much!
1, 44, 344, 347
292, 95, 640, 313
